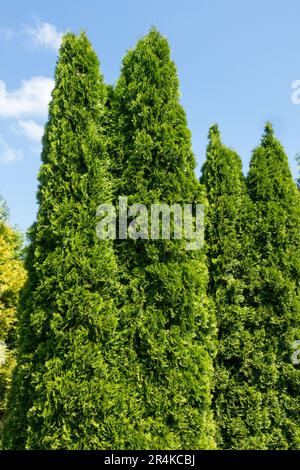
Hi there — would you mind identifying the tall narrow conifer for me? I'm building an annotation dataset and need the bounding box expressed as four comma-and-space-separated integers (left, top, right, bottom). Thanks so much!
110, 29, 216, 449
246, 123, 300, 449
3, 32, 122, 450
201, 126, 273, 449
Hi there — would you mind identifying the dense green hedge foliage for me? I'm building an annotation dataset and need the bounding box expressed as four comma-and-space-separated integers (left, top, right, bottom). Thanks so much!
3, 32, 122, 449
246, 124, 300, 449
201, 126, 266, 449
2, 29, 300, 450
202, 124, 300, 449
110, 28, 216, 449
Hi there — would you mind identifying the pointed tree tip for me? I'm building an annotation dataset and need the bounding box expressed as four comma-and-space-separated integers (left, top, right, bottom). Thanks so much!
142, 26, 167, 46
61, 30, 90, 45
60, 31, 78, 50
208, 124, 221, 141
148, 26, 163, 36
260, 121, 276, 146
264, 121, 274, 136
129, 27, 171, 64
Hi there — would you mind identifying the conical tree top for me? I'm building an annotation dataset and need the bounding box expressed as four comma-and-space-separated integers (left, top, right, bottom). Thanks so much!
57, 30, 101, 77
113, 27, 198, 202
208, 123, 221, 144
38, 30, 107, 203
120, 27, 178, 93
202, 125, 245, 198
248, 123, 297, 203
261, 121, 274, 143
48, 31, 106, 122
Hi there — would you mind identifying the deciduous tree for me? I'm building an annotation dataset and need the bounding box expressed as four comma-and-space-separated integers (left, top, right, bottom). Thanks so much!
0, 199, 26, 443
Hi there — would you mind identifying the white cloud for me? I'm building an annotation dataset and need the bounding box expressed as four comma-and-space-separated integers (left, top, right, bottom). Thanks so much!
0, 76, 54, 119
0, 20, 63, 50
0, 135, 23, 164
15, 119, 44, 142
23, 21, 63, 51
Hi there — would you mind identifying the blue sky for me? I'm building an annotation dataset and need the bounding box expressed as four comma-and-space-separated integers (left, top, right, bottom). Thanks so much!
1, 0, 300, 232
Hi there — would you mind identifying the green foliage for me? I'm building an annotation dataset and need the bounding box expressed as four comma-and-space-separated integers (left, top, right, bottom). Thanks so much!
202, 124, 300, 449
201, 125, 271, 449
2, 32, 123, 450
245, 123, 300, 449
3, 28, 299, 451
110, 28, 216, 449
0, 196, 9, 222
296, 153, 300, 189
0, 204, 26, 443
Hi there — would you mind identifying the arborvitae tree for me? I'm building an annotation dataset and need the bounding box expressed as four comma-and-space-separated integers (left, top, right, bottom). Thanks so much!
246, 123, 300, 449
200, 126, 278, 449
110, 28, 216, 449
0, 199, 26, 442
3, 32, 123, 449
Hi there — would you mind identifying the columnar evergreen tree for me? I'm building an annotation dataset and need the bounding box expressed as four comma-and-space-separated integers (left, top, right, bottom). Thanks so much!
110, 28, 216, 449
246, 123, 300, 449
201, 126, 278, 449
3, 32, 123, 449
0, 199, 26, 441
296, 153, 300, 189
